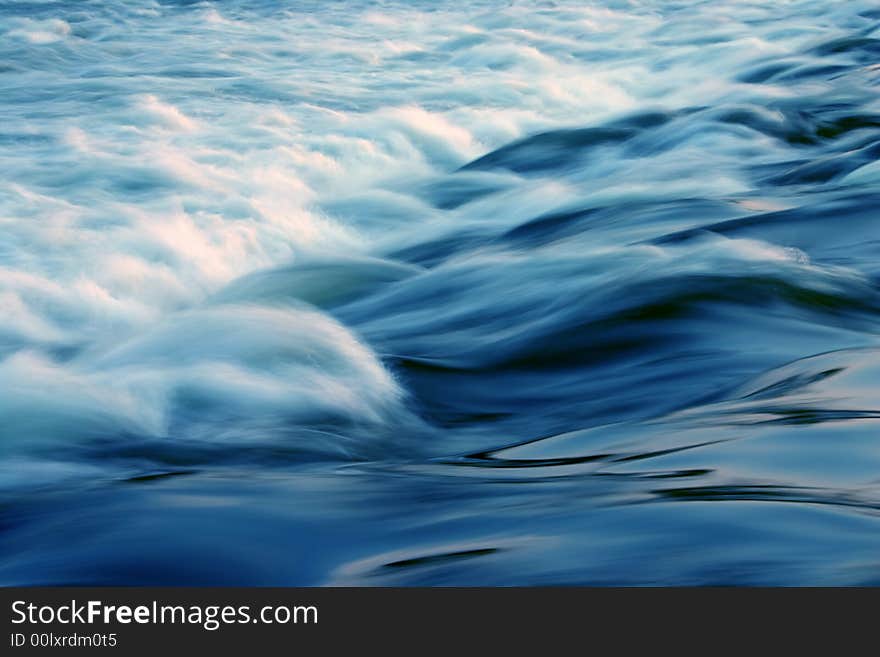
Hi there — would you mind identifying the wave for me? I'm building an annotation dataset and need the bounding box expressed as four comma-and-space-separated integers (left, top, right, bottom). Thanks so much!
2, 0, 880, 585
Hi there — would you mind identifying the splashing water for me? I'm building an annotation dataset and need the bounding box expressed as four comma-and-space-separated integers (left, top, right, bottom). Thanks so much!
2, 0, 880, 585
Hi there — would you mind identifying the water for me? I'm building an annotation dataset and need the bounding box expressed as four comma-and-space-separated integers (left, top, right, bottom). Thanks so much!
1, 0, 880, 585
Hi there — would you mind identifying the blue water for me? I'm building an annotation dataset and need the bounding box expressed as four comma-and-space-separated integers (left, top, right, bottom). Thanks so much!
2, 0, 880, 585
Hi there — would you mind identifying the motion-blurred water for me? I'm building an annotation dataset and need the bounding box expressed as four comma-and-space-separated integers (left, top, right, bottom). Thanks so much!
2, 0, 880, 585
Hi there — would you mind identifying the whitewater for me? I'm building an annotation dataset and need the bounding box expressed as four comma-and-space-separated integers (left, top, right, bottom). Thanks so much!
2, 0, 880, 585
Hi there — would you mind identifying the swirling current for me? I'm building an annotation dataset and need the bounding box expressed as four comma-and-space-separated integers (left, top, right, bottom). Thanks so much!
2, 0, 880, 585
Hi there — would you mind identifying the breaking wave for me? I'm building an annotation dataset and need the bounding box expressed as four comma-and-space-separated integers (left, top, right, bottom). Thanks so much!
2, 0, 880, 585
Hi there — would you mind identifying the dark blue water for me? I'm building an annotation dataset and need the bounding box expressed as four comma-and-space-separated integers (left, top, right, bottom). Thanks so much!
2, 1, 880, 585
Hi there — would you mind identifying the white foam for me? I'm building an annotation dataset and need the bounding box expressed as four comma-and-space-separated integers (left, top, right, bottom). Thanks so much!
1, 0, 877, 464
0, 304, 414, 452
136, 95, 199, 132
6, 18, 70, 44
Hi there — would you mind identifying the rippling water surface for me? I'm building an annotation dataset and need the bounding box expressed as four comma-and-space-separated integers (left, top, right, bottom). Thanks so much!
2, 0, 880, 585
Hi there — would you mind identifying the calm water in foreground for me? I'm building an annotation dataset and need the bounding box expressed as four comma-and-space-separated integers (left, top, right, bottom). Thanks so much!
2, 0, 880, 585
